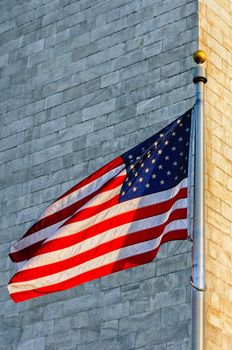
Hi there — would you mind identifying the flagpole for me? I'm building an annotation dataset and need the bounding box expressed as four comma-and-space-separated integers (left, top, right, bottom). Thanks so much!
192, 50, 207, 350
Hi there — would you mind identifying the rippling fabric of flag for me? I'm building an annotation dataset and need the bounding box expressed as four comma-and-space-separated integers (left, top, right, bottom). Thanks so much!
8, 109, 192, 302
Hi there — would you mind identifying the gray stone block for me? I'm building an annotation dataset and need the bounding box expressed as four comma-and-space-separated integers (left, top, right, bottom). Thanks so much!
129, 297, 150, 315
135, 12, 169, 36
106, 8, 120, 23
63, 294, 99, 316
156, 253, 189, 276
17, 337, 45, 350
81, 328, 99, 344
97, 27, 135, 51
167, 338, 190, 350
100, 320, 118, 339
150, 287, 187, 311
45, 329, 82, 348
72, 42, 98, 62
59, 120, 94, 143
161, 302, 191, 325
118, 333, 136, 349
53, 312, 88, 333
86, 126, 114, 146
98, 287, 121, 307
127, 4, 154, 26
87, 44, 125, 69
135, 321, 189, 347
83, 99, 115, 121
91, 17, 127, 41
88, 302, 129, 323
101, 71, 119, 88
136, 95, 161, 116
20, 320, 54, 342
77, 339, 120, 350
169, 2, 196, 22
120, 1, 142, 18
119, 310, 160, 334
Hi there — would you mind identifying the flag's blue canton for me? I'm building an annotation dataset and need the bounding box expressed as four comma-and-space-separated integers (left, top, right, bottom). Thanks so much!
120, 109, 191, 202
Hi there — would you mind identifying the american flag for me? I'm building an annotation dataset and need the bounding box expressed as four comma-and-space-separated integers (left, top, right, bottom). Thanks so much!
8, 109, 192, 302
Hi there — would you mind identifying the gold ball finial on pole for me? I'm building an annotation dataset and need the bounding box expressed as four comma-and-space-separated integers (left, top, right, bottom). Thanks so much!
192, 50, 207, 84
193, 50, 207, 64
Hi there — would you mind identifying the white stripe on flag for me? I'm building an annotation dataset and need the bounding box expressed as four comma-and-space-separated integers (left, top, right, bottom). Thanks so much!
46, 178, 188, 241
10, 184, 124, 254
8, 219, 187, 294
20, 198, 187, 271
39, 165, 125, 220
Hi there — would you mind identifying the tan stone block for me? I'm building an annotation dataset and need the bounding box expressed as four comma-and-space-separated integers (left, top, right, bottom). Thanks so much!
206, 323, 222, 346
221, 102, 232, 119
209, 240, 231, 267
207, 255, 227, 280
206, 89, 225, 113
224, 320, 232, 336
200, 15, 211, 33
208, 241, 227, 265
206, 7, 230, 36
211, 151, 229, 174
207, 63, 230, 91
207, 117, 225, 141
206, 339, 222, 350
205, 173, 210, 191
208, 165, 226, 187
210, 292, 220, 311
206, 101, 222, 125
199, 2, 206, 17
205, 0, 221, 15
208, 178, 232, 208
222, 36, 232, 54
209, 24, 222, 43
206, 50, 223, 70
222, 143, 232, 162
206, 144, 212, 162
228, 288, 232, 301
208, 81, 226, 101
206, 190, 221, 212
221, 115, 232, 134
213, 278, 228, 297
222, 334, 232, 350
224, 314, 232, 328
225, 171, 232, 191
219, 6, 231, 24
208, 311, 223, 329
222, 235, 232, 255
206, 271, 216, 290
221, 201, 232, 222
206, 291, 211, 307
219, 296, 232, 316
206, 133, 223, 153
207, 205, 231, 234
206, 223, 223, 247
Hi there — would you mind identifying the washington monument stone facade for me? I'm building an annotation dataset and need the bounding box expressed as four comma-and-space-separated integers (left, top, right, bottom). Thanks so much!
0, 0, 231, 349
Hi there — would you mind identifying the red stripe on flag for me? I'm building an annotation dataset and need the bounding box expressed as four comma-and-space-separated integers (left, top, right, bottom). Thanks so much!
9, 228, 187, 303
10, 187, 187, 262
24, 167, 125, 238
10, 174, 126, 263
57, 157, 123, 201
10, 209, 187, 283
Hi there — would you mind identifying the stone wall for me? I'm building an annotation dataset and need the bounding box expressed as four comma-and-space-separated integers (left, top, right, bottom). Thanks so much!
199, 1, 232, 349
0, 1, 197, 349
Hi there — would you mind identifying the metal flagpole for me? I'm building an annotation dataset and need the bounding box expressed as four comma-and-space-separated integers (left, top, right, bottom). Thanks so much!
191, 50, 207, 350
